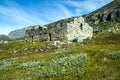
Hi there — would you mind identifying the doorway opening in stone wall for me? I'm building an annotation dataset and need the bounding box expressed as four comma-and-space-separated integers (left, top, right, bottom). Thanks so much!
49, 33, 52, 41
31, 36, 33, 42
80, 23, 83, 30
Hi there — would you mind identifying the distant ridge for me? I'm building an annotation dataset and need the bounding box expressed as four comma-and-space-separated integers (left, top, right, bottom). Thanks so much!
0, 35, 10, 40
8, 26, 33, 39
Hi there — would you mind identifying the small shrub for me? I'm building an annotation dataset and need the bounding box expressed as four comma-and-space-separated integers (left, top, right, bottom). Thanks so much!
0, 57, 25, 72
18, 53, 88, 78
0, 60, 11, 72
18, 60, 47, 70
52, 49, 75, 55
108, 51, 120, 59
34, 53, 87, 78
0, 49, 7, 53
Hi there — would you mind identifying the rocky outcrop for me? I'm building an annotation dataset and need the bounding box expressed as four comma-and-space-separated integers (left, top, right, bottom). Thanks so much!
25, 17, 93, 42
83, 0, 120, 32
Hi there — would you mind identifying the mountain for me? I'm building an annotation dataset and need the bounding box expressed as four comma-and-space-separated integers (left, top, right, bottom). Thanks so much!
0, 35, 10, 40
83, 0, 120, 31
8, 26, 33, 39
8, 0, 119, 39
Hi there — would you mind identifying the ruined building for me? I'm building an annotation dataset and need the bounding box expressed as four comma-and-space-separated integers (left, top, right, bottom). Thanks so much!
25, 17, 93, 42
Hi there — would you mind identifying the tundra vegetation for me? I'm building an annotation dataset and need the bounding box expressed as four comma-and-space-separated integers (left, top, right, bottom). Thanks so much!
0, 22, 120, 80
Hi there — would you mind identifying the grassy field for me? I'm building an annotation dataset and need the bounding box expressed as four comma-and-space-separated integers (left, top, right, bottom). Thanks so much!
0, 23, 120, 80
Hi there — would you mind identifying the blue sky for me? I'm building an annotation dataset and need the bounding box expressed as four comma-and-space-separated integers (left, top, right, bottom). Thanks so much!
0, 0, 113, 35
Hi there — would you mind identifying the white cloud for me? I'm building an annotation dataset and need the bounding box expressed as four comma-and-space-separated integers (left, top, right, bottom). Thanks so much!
42, 2, 74, 22
63, 0, 113, 15
0, 5, 47, 25
75, 8, 82, 16
56, 3, 73, 17
0, 0, 74, 35
0, 1, 48, 35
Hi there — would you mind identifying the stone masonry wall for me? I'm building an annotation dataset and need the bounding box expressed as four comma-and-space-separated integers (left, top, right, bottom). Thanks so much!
25, 17, 93, 42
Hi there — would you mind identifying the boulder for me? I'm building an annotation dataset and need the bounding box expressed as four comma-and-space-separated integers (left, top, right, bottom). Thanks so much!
4, 41, 9, 44
0, 40, 4, 44
50, 41, 61, 48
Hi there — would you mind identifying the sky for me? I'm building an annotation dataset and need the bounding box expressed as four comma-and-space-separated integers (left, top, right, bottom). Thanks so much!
0, 0, 113, 35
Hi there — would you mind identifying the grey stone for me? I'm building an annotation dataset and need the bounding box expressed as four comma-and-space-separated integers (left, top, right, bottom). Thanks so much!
39, 49, 44, 52
50, 41, 61, 47
86, 37, 92, 40
24, 48, 28, 51
35, 49, 39, 52
73, 38, 84, 43
62, 41, 72, 45
103, 57, 107, 61
80, 44, 84, 46
13, 50, 18, 54
25, 25, 48, 42
25, 17, 93, 43
83, 0, 120, 33
3, 41, 9, 44
0, 40, 4, 44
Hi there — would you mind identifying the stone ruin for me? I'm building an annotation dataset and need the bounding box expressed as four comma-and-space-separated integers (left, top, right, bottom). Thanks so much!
25, 17, 93, 43
25, 25, 48, 42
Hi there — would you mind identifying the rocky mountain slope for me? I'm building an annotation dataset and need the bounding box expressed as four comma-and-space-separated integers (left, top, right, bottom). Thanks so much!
8, 26, 33, 39
83, 0, 120, 31
8, 0, 119, 39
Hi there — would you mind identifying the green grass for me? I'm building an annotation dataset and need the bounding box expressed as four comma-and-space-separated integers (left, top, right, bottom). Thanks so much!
0, 24, 120, 80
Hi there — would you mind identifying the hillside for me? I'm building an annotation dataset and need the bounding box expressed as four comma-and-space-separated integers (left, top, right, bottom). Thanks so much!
8, 26, 33, 39
0, 35, 10, 40
83, 0, 120, 31
0, 22, 120, 79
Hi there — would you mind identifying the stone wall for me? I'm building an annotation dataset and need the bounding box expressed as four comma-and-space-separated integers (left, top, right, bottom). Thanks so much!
25, 17, 93, 42
66, 17, 93, 41
25, 25, 48, 42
